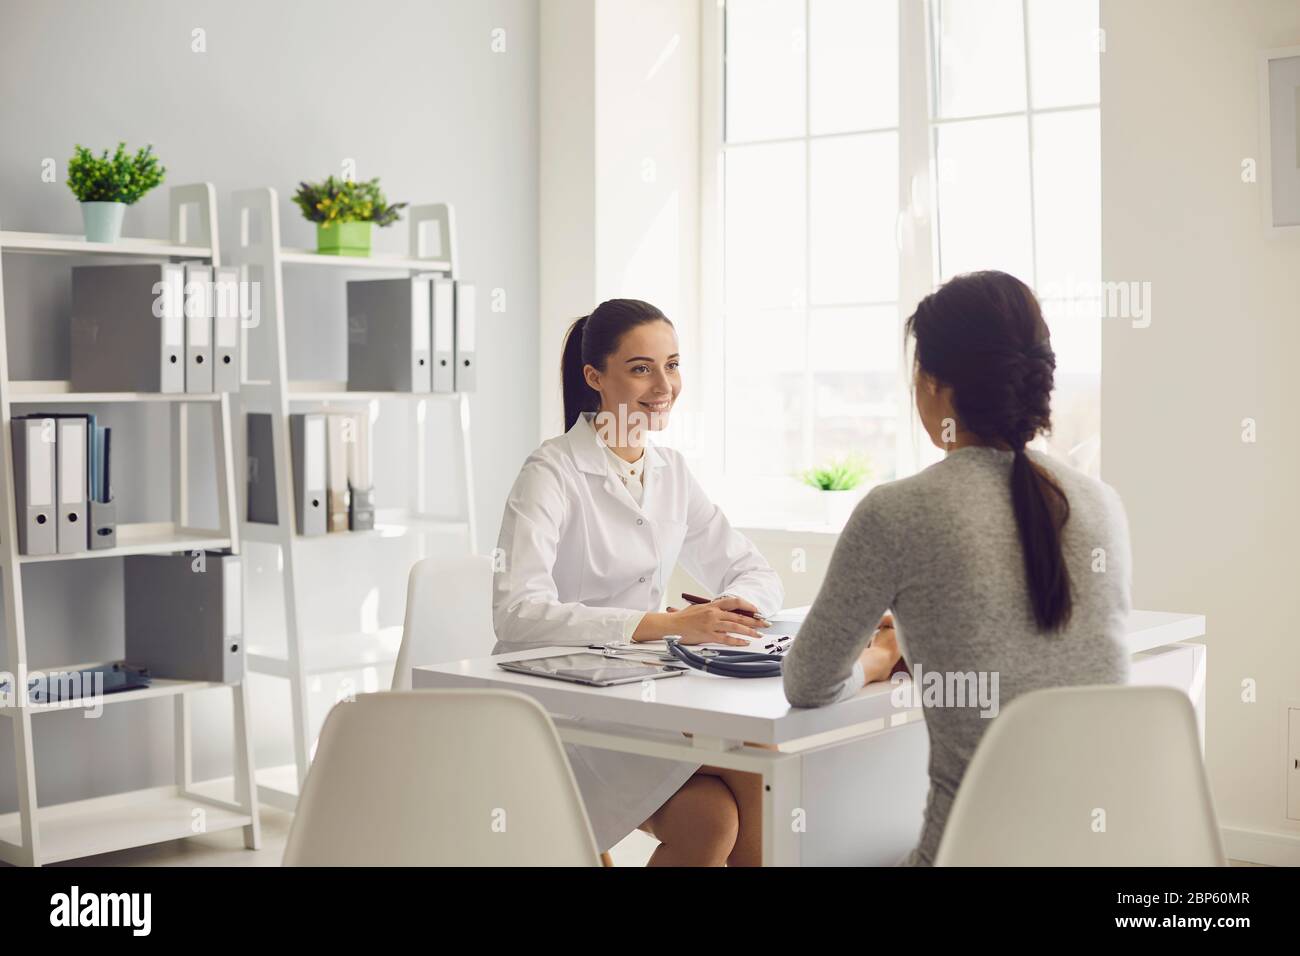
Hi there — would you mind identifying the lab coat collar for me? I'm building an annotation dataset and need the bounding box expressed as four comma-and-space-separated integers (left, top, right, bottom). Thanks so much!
567, 412, 667, 476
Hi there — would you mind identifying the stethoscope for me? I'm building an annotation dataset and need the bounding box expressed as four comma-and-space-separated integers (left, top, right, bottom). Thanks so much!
664, 638, 786, 678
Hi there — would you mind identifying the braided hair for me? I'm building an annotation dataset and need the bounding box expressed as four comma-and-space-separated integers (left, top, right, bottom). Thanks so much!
906, 271, 1073, 632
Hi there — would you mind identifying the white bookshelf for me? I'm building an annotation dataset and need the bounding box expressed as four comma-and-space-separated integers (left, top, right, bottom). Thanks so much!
278, 248, 452, 271
7, 380, 225, 404
0, 785, 252, 865
0, 231, 215, 260
0, 184, 261, 866
231, 188, 476, 808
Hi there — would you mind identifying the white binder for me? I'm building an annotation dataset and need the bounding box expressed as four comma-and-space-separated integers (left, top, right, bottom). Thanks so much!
453, 281, 476, 392
55, 416, 88, 554
184, 263, 214, 393
432, 277, 456, 393
290, 413, 327, 536
212, 265, 241, 392
12, 417, 56, 555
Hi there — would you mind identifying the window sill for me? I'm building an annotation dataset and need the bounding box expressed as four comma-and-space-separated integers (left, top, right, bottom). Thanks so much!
702, 473, 874, 538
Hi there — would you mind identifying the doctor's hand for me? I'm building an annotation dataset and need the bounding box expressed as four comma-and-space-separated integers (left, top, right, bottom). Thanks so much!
633, 597, 769, 646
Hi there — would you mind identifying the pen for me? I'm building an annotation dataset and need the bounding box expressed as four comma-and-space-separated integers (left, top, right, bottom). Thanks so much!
680, 592, 767, 621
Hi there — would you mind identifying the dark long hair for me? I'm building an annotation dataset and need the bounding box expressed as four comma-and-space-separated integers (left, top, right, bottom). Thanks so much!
906, 271, 1073, 632
561, 299, 671, 432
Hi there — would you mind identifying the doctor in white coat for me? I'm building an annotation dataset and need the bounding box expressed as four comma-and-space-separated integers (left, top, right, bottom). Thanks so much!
493, 299, 784, 866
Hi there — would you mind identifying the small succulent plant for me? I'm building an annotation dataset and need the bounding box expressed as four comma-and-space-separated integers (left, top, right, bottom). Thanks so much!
67, 143, 166, 204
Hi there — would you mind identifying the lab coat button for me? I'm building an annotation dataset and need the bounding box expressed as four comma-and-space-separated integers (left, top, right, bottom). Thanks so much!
636, 518, 644, 525
639, 577, 646, 583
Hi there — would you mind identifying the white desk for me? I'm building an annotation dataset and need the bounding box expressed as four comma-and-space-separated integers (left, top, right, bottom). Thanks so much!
413, 609, 1206, 866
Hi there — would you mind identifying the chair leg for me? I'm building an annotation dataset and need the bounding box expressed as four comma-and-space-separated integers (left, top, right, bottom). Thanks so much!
600, 851, 614, 867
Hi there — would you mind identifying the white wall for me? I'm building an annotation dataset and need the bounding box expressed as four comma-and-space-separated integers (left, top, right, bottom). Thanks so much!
539, 0, 843, 613
1101, 0, 1300, 863
0, 0, 539, 812
539, 0, 700, 440
539, 0, 598, 439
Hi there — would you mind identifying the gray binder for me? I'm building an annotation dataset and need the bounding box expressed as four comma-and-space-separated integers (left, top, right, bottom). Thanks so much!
89, 421, 115, 550
290, 413, 327, 536
71, 263, 185, 393
55, 416, 88, 553
184, 263, 214, 393
89, 499, 117, 550
454, 281, 477, 392
124, 551, 244, 683
212, 265, 241, 392
11, 417, 56, 555
346, 277, 432, 392
246, 412, 278, 524
432, 277, 455, 393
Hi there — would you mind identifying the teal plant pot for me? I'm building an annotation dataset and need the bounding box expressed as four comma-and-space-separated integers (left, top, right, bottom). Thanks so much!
81, 201, 126, 243
316, 221, 372, 257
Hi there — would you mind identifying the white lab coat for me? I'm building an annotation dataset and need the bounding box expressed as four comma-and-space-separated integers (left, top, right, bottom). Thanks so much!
492, 412, 784, 851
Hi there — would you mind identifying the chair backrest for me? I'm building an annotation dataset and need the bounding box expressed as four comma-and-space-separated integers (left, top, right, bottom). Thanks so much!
392, 554, 496, 690
282, 690, 600, 866
934, 685, 1226, 866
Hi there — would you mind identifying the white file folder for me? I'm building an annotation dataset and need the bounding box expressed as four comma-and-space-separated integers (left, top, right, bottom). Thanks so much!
432, 277, 455, 393
184, 263, 214, 393
290, 413, 327, 536
55, 416, 88, 553
212, 265, 241, 392
12, 417, 56, 555
454, 281, 476, 392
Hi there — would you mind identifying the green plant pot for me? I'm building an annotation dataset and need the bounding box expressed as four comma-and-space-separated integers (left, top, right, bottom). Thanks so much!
81, 201, 126, 243
316, 221, 372, 257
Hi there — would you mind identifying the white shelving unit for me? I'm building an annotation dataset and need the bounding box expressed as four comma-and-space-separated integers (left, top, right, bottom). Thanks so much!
0, 184, 261, 866
230, 188, 476, 810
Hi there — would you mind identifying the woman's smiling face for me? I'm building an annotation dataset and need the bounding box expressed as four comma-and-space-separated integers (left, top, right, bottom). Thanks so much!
583, 319, 681, 437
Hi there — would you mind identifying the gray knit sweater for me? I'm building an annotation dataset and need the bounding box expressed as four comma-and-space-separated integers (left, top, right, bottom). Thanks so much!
783, 446, 1132, 865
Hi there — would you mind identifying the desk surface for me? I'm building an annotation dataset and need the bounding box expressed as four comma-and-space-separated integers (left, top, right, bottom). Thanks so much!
412, 609, 1205, 745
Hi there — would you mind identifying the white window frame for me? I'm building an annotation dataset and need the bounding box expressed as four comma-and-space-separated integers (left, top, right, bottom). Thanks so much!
697, 0, 934, 524
696, 0, 1098, 525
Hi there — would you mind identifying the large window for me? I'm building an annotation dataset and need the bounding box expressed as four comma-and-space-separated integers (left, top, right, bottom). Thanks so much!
714, 0, 1101, 489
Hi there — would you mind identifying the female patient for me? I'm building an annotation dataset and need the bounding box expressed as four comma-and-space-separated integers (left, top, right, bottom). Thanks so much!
493, 298, 783, 865
784, 270, 1132, 866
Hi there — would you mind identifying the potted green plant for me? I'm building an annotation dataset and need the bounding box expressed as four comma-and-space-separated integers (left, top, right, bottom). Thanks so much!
66, 143, 166, 243
292, 176, 407, 256
801, 454, 873, 528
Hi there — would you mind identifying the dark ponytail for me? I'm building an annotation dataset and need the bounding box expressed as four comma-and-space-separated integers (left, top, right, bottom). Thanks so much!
560, 299, 671, 432
906, 271, 1073, 632
561, 316, 598, 432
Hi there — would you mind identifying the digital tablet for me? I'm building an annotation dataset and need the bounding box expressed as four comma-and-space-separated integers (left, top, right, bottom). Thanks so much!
498, 652, 687, 687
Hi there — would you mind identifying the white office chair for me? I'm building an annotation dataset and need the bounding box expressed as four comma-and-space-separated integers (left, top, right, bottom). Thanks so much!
934, 685, 1226, 866
391, 554, 496, 690
282, 690, 601, 866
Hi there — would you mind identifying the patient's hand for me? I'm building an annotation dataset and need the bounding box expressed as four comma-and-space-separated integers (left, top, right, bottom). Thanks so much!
858, 614, 901, 684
